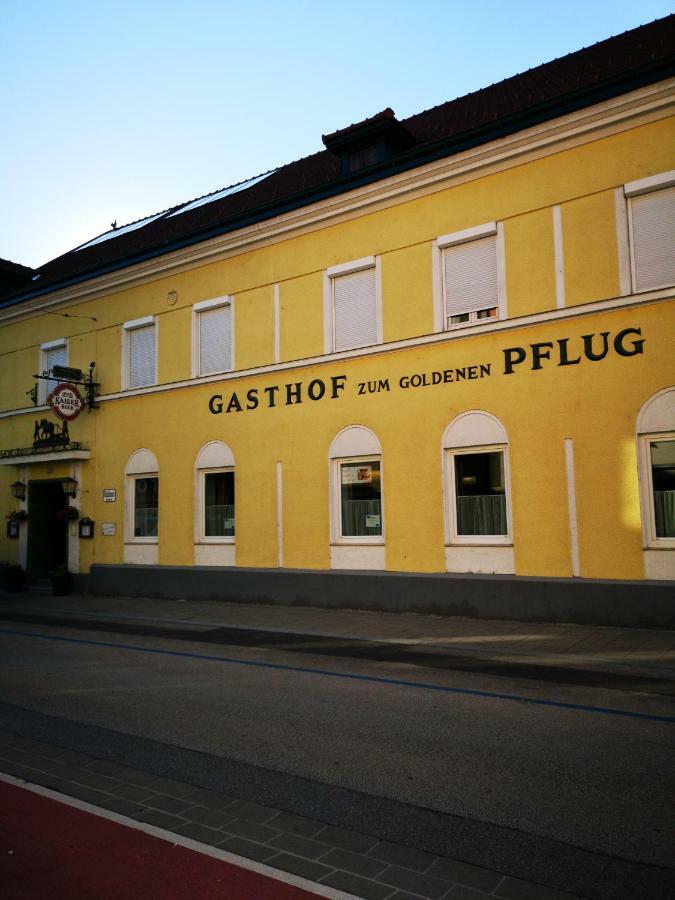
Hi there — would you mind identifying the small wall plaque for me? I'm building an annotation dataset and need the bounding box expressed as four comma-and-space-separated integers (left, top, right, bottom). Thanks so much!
101, 522, 116, 536
103, 489, 116, 502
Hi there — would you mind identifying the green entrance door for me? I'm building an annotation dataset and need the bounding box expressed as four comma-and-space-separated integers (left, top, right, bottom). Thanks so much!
27, 481, 68, 577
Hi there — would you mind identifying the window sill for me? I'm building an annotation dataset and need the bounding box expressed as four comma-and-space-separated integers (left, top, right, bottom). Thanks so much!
195, 538, 235, 545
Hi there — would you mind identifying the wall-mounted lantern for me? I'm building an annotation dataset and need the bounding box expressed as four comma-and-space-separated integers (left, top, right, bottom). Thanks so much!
79, 517, 94, 539
59, 477, 78, 498
10, 481, 26, 502
6, 519, 19, 539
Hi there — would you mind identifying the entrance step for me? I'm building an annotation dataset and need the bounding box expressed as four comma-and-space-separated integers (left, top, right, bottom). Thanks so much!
26, 579, 51, 596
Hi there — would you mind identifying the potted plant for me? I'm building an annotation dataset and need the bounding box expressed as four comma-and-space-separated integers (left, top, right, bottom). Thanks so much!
4, 564, 25, 593
49, 564, 71, 596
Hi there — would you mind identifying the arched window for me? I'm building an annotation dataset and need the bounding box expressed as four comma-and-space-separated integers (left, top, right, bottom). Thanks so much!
195, 441, 235, 566
329, 426, 384, 571
442, 411, 513, 574
124, 450, 159, 565
637, 389, 675, 576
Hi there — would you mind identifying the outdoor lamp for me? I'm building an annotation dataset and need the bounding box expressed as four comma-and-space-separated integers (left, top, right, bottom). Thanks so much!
60, 477, 78, 497
10, 481, 26, 501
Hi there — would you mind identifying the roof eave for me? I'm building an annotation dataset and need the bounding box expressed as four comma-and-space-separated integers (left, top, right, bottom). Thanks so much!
3, 58, 673, 312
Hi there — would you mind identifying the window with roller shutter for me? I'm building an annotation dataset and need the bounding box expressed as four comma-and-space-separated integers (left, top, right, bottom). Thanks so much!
440, 227, 501, 329
122, 317, 156, 389
627, 181, 675, 293
38, 339, 67, 404
195, 300, 233, 376
326, 258, 381, 353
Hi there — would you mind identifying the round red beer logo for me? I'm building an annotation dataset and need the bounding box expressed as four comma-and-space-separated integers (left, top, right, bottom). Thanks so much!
48, 383, 85, 421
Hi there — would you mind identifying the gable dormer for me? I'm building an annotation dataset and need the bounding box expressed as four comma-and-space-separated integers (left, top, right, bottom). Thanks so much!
322, 108, 418, 176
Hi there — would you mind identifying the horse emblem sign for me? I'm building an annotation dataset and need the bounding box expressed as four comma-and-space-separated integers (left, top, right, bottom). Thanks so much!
48, 383, 85, 421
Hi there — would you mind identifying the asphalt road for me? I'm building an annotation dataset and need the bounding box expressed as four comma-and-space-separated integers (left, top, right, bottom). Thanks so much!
0, 621, 673, 880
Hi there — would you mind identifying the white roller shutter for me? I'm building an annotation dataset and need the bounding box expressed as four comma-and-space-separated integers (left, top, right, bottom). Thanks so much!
43, 344, 67, 401
333, 268, 377, 351
443, 235, 498, 318
129, 324, 156, 388
631, 186, 675, 292
199, 305, 232, 375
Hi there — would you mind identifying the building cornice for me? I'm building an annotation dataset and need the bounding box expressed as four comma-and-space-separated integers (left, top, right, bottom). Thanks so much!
0, 287, 671, 420
0, 79, 673, 327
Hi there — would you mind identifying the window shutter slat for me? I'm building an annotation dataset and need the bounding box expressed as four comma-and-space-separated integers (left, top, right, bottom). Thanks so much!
199, 305, 232, 375
443, 236, 498, 316
333, 268, 377, 350
632, 186, 675, 292
129, 325, 155, 388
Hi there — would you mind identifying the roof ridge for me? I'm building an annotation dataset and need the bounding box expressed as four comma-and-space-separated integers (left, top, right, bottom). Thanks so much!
401, 14, 674, 126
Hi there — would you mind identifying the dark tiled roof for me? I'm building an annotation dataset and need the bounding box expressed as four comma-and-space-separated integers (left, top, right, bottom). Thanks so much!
3, 15, 674, 308
0, 257, 36, 299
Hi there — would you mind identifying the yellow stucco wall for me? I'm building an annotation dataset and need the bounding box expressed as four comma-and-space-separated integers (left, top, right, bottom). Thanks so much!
1, 113, 674, 580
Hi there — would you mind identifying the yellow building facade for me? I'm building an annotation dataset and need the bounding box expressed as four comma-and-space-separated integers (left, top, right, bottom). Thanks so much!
1, 21, 674, 624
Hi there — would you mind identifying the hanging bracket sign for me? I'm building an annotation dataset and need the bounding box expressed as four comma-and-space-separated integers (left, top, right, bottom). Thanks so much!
48, 383, 85, 421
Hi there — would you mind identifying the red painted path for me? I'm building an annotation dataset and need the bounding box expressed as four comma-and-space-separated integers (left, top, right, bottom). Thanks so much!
0, 780, 324, 899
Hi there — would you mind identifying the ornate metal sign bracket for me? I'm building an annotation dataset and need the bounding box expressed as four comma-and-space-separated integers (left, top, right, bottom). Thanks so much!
29, 362, 100, 412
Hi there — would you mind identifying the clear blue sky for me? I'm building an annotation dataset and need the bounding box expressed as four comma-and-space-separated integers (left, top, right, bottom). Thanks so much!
1, 0, 672, 268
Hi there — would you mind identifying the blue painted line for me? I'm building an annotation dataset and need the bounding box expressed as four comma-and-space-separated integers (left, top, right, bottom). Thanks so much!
1, 627, 674, 724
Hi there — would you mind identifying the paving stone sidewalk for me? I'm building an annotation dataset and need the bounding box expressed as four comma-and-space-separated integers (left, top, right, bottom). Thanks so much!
1, 590, 674, 678
0, 730, 584, 900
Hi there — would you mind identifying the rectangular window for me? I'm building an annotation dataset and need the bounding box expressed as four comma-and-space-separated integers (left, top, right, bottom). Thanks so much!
204, 471, 235, 537
128, 324, 156, 388
628, 184, 675, 293
325, 258, 381, 353
134, 477, 158, 538
443, 234, 498, 327
39, 340, 67, 403
198, 303, 232, 376
454, 451, 507, 537
339, 460, 382, 537
650, 440, 675, 539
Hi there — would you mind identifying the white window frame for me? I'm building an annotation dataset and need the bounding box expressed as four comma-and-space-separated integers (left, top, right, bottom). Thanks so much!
124, 449, 159, 546
445, 444, 512, 546
38, 338, 68, 404
121, 316, 157, 390
331, 454, 385, 545
433, 222, 507, 333
191, 296, 235, 378
127, 473, 159, 543
638, 430, 675, 550
197, 466, 235, 544
323, 256, 383, 353
624, 170, 675, 295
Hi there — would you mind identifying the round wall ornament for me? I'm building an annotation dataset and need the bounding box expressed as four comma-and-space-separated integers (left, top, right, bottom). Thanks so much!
48, 383, 85, 421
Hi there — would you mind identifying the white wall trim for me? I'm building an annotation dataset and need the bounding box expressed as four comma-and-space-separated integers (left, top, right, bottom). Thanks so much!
326, 256, 376, 277
122, 315, 154, 330
192, 295, 231, 313
330, 545, 386, 571
3, 80, 670, 326
445, 545, 514, 574
496, 221, 508, 320
40, 337, 67, 351
552, 205, 565, 309
624, 169, 675, 197
1, 288, 671, 418
564, 438, 580, 576
614, 188, 632, 297
431, 240, 443, 333
437, 222, 497, 249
